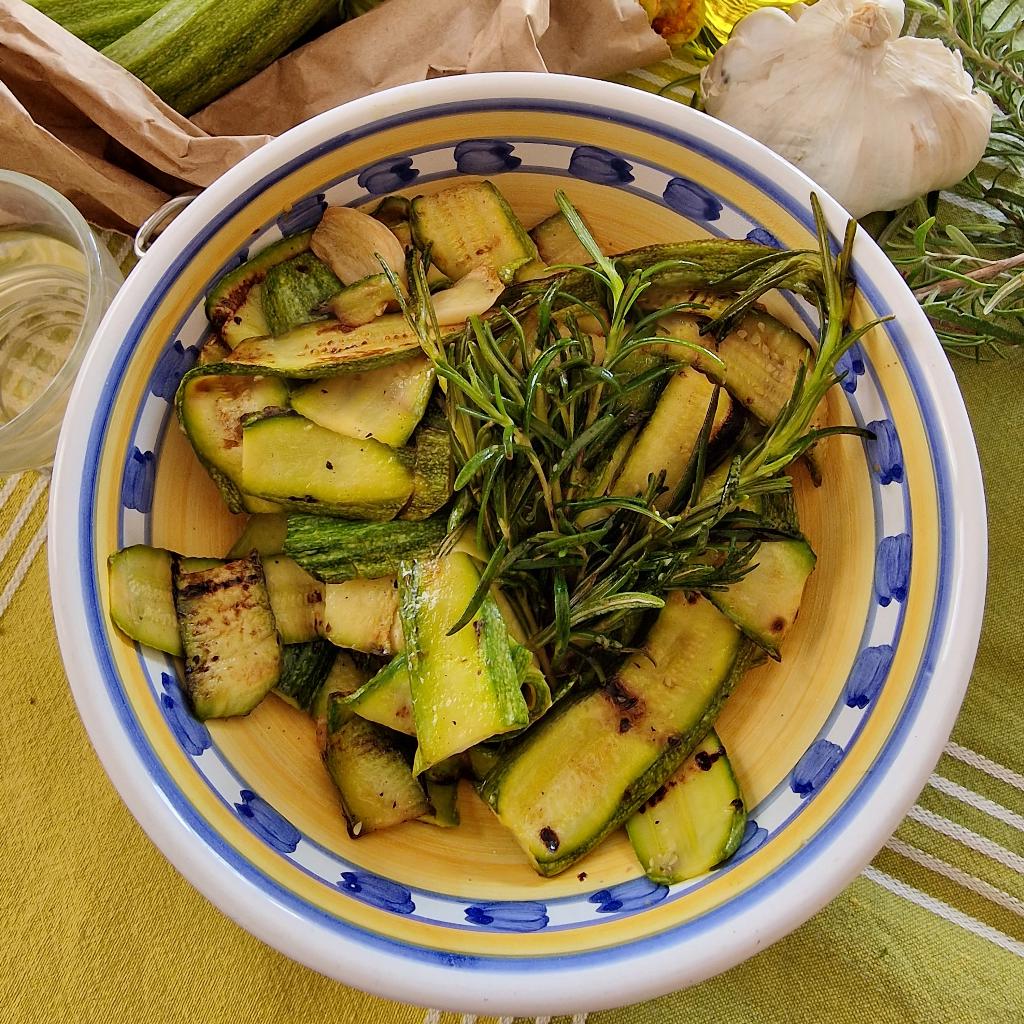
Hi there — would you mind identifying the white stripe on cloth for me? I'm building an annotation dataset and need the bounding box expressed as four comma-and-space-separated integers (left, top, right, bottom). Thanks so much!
945, 741, 1024, 794
886, 837, 1024, 918
422, 1010, 441, 1024
928, 774, 1024, 833
864, 866, 1024, 957
0, 473, 48, 568
906, 805, 1024, 875
621, 67, 676, 88
0, 472, 25, 509
0, 519, 46, 620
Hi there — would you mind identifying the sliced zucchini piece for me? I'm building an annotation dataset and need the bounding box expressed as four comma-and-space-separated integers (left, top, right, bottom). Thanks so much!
421, 779, 460, 828
289, 355, 435, 446
176, 372, 290, 514
325, 273, 395, 328
399, 551, 530, 774
311, 650, 372, 748
240, 414, 415, 520
275, 640, 337, 712
284, 514, 448, 583
410, 180, 537, 284
227, 513, 289, 558
708, 538, 816, 658
206, 231, 312, 341
626, 730, 746, 884
529, 209, 596, 267
481, 593, 755, 875
321, 576, 401, 655
262, 554, 324, 644
221, 281, 270, 349
323, 694, 430, 838
198, 333, 232, 365
370, 195, 411, 228
171, 553, 281, 720
342, 653, 415, 736
610, 370, 739, 508
399, 424, 452, 521
465, 742, 504, 782
107, 546, 220, 656
262, 251, 342, 335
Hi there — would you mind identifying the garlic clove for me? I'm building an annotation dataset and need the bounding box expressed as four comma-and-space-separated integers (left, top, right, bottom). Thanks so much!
311, 206, 409, 288
431, 265, 505, 325
700, 0, 993, 218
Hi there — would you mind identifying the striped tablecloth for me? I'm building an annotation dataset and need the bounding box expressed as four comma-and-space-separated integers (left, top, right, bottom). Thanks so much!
3, 155, 1022, 1024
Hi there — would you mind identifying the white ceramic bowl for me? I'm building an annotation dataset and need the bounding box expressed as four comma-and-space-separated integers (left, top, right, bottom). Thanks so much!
48, 74, 986, 1014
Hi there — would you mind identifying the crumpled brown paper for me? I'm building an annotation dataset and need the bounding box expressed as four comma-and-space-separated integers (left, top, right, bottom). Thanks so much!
0, 0, 668, 231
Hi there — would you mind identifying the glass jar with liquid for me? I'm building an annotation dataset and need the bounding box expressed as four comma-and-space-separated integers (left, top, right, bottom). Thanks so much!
0, 172, 123, 474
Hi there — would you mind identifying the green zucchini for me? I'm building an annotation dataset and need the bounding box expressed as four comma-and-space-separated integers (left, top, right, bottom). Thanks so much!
370, 195, 410, 228
399, 424, 452, 521
221, 283, 270, 350
610, 369, 739, 508
465, 743, 504, 782
262, 252, 342, 335
399, 552, 530, 775
275, 640, 337, 712
227, 513, 288, 558
176, 372, 290, 514
25, 0, 166, 50
708, 538, 816, 658
529, 209, 596, 267
321, 576, 401, 655
342, 653, 415, 736
311, 650, 371, 748
205, 231, 312, 344
198, 333, 232, 366
626, 730, 746, 884
324, 273, 395, 328
324, 695, 430, 838
284, 514, 448, 583
480, 593, 755, 875
171, 553, 281, 720
262, 555, 324, 644
411, 180, 537, 284
421, 779, 460, 828
240, 414, 415, 520
107, 546, 219, 656
102, 0, 336, 116
289, 355, 435, 446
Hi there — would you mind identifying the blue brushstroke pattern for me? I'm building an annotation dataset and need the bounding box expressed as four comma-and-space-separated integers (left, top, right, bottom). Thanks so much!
845, 644, 895, 709
454, 139, 522, 174
121, 448, 155, 513
791, 739, 844, 797
835, 341, 866, 394
568, 145, 635, 185
876, 533, 912, 606
733, 819, 769, 859
745, 226, 780, 248
150, 339, 197, 401
338, 871, 415, 914
663, 177, 723, 222
159, 672, 210, 756
234, 790, 301, 853
589, 876, 669, 913
358, 157, 419, 195
865, 418, 904, 485
277, 193, 327, 235
464, 900, 549, 931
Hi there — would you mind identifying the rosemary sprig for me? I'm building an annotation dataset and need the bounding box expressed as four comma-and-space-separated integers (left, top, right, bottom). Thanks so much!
402, 193, 870, 691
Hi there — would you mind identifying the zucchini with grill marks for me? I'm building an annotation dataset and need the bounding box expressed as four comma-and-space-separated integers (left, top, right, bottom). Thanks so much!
399, 552, 530, 775
323, 694, 430, 837
262, 555, 324, 644
240, 414, 415, 520
529, 209, 597, 267
321, 576, 401, 655
171, 553, 281, 720
275, 640, 337, 712
400, 424, 452, 521
284, 514, 448, 583
411, 180, 537, 284
324, 273, 395, 328
176, 372, 290, 514
289, 355, 435, 446
262, 252, 342, 335
480, 593, 755, 876
626, 730, 746, 884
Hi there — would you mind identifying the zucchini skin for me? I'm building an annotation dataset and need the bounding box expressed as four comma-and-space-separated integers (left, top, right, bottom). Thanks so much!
171, 553, 282, 720
275, 640, 337, 712
399, 425, 452, 521
26, 0, 165, 49
262, 252, 342, 336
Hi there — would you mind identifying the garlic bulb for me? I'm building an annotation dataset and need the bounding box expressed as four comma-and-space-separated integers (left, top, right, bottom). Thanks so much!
700, 0, 993, 217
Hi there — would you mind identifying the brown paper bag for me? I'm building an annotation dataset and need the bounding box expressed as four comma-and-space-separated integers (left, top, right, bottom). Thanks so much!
0, 0, 668, 230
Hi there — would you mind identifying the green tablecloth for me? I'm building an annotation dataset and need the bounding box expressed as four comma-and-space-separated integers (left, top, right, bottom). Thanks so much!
3, 91, 1022, 1024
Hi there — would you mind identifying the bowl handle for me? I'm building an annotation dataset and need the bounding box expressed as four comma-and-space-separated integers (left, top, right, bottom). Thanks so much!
134, 192, 201, 259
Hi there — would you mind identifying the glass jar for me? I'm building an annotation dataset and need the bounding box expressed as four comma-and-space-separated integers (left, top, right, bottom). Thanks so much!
0, 172, 123, 473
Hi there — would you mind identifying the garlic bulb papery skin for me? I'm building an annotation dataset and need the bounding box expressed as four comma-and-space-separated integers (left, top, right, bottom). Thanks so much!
700, 0, 994, 218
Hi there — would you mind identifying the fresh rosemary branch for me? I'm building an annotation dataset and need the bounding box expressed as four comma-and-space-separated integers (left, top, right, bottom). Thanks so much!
399, 193, 870, 692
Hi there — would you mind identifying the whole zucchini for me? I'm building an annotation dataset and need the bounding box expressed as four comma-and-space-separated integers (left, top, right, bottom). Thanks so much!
102, 0, 336, 116
26, 0, 166, 50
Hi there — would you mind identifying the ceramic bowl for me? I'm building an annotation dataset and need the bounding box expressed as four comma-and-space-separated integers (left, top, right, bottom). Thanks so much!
48, 73, 986, 1015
